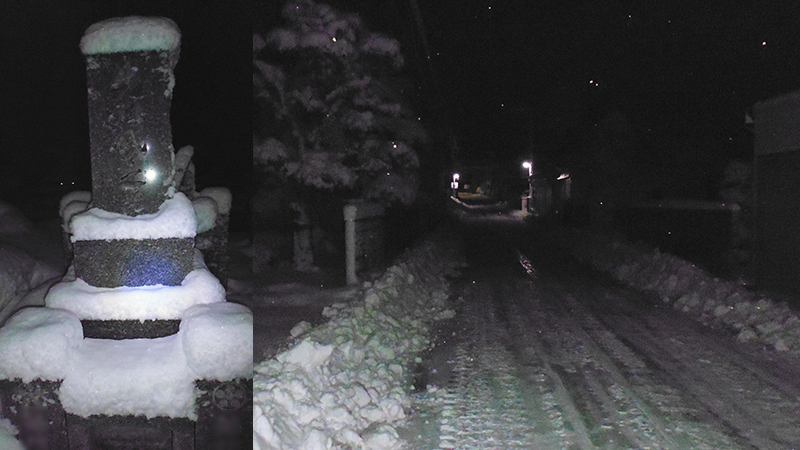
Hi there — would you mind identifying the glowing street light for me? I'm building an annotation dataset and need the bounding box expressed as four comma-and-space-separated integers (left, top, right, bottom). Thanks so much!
522, 162, 533, 212
522, 161, 532, 177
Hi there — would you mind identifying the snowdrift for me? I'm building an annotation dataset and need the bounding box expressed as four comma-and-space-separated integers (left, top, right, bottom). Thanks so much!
253, 232, 463, 450
560, 226, 800, 355
0, 200, 66, 326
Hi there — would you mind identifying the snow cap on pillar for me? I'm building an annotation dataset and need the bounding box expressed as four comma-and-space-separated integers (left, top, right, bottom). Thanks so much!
80, 16, 181, 56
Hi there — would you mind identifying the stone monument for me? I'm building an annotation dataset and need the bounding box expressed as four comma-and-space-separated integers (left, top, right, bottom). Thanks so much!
0, 17, 252, 449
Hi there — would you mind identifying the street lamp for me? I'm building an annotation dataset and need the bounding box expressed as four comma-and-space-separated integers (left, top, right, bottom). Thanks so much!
451, 173, 460, 198
522, 161, 532, 178
522, 162, 533, 211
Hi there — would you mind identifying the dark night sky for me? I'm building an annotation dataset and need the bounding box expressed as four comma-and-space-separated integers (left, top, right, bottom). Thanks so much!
276, 0, 800, 198
1, 0, 251, 227
412, 1, 800, 157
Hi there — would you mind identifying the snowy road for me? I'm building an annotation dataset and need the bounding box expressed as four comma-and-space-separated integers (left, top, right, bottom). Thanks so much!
402, 219, 800, 449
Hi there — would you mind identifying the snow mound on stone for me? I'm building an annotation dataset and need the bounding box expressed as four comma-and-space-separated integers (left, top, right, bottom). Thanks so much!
70, 191, 196, 242
192, 196, 218, 234
59, 334, 196, 419
0, 300, 252, 419
253, 234, 463, 450
198, 187, 232, 215
80, 16, 181, 55
181, 302, 253, 380
46, 249, 225, 321
0, 307, 83, 382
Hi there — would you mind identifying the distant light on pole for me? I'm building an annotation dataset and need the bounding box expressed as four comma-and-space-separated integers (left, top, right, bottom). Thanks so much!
522, 162, 533, 212
522, 161, 532, 177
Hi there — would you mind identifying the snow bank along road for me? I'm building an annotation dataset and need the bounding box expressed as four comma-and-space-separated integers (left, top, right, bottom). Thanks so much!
402, 218, 800, 449
251, 209, 800, 449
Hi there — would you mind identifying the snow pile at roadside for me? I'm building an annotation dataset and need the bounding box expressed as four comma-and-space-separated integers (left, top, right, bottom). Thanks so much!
253, 233, 463, 450
562, 226, 800, 354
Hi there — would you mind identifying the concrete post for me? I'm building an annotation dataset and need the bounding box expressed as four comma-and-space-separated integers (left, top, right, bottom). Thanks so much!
344, 202, 385, 285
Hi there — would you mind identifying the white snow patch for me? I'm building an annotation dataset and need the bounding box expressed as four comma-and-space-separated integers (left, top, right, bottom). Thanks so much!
0, 307, 83, 382
46, 250, 225, 320
275, 338, 334, 373
181, 302, 253, 380
198, 187, 232, 215
58, 191, 91, 219
80, 16, 180, 55
0, 419, 22, 450
59, 334, 196, 419
192, 196, 218, 234
61, 200, 90, 233
70, 191, 196, 242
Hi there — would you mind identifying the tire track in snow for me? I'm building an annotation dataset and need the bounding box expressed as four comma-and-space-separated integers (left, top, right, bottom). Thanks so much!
435, 279, 591, 449
501, 279, 675, 449
528, 246, 800, 449
510, 248, 751, 449
581, 289, 800, 449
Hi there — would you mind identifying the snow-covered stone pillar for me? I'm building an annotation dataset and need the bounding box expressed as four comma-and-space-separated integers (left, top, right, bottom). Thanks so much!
80, 17, 180, 216
67, 17, 194, 293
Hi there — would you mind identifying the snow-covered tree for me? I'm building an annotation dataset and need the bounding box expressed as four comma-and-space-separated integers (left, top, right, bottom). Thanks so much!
254, 0, 427, 271
254, 0, 426, 205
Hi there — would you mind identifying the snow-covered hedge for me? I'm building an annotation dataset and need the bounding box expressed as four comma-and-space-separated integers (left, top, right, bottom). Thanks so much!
561, 226, 800, 354
253, 233, 463, 450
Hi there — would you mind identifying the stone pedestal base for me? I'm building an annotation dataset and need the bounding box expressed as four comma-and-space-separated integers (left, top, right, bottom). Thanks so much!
81, 319, 181, 340
0, 378, 252, 450
67, 414, 194, 450
73, 237, 194, 287
195, 379, 252, 450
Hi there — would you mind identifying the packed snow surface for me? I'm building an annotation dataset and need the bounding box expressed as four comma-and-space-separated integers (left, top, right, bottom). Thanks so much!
80, 16, 181, 55
70, 191, 196, 241
0, 302, 251, 419
253, 234, 463, 450
46, 249, 225, 320
60, 334, 196, 419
